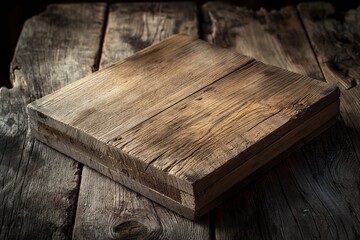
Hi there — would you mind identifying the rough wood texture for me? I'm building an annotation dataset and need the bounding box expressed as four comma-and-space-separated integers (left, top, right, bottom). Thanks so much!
203, 2, 360, 239
100, 2, 198, 67
202, 2, 323, 80
298, 2, 360, 158
0, 3, 106, 239
297, 4, 360, 237
72, 3, 209, 239
5, 1, 360, 238
28, 30, 339, 219
28, 35, 252, 144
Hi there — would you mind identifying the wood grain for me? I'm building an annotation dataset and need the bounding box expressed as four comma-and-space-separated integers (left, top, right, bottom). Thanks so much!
298, 3, 360, 90
298, 2, 360, 160
297, 4, 360, 238
202, 2, 323, 80
202, 2, 360, 239
114, 60, 338, 192
27, 33, 255, 210
72, 3, 210, 239
28, 34, 252, 144
100, 2, 199, 68
28, 32, 339, 220
0, 3, 106, 239
4, 1, 359, 239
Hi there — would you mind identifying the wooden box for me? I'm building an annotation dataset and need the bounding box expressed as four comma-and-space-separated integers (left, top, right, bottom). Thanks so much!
27, 34, 339, 219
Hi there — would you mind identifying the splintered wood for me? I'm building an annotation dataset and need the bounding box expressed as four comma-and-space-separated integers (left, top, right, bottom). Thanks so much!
27, 34, 339, 219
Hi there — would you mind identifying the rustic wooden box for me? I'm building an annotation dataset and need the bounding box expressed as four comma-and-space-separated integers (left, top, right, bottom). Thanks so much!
27, 34, 339, 219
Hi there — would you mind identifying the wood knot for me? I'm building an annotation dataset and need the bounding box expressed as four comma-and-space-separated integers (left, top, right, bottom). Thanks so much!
6, 117, 15, 127
109, 210, 162, 240
113, 220, 148, 239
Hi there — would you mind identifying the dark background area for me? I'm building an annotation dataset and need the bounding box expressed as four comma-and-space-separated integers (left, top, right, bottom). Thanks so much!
1, 0, 358, 88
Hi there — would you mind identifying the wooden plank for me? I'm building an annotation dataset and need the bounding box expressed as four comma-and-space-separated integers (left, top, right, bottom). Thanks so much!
202, 2, 323, 80
100, 2, 199, 67
28, 25, 339, 220
202, 2, 360, 239
298, 2, 360, 159
296, 4, 360, 238
72, 3, 210, 238
28, 35, 252, 144
0, 3, 106, 239
114, 61, 337, 190
28, 46, 339, 218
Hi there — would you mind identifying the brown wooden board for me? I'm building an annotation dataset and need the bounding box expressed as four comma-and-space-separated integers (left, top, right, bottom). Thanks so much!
298, 2, 360, 159
203, 2, 360, 238
73, 3, 210, 239
202, 2, 323, 81
3, 1, 360, 238
27, 34, 339, 219
0, 3, 107, 239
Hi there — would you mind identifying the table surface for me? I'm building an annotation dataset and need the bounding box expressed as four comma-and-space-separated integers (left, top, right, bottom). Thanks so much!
1, 2, 359, 239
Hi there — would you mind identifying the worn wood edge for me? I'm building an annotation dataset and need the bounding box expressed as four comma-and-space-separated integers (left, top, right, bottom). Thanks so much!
29, 108, 195, 219
27, 56, 256, 198
27, 63, 339, 202
199, 114, 339, 219
27, 68, 340, 195
192, 82, 340, 194
23, 6, 338, 220
202, 1, 359, 237
29, 75, 338, 219
27, 128, 197, 220
27, 106, 197, 202
27, 98, 339, 220
26, 34, 255, 196
194, 99, 339, 211
195, 105, 340, 219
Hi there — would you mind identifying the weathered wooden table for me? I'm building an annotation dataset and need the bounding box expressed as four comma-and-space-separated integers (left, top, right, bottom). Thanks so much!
1, 2, 359, 239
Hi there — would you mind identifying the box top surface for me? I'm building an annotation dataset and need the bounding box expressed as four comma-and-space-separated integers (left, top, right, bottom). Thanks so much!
28, 34, 339, 195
